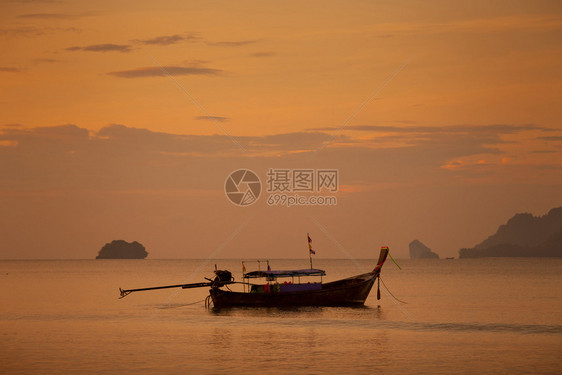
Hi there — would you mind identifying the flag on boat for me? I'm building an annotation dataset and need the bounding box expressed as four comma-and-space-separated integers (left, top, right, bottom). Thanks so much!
242, 262, 246, 273
267, 263, 271, 271
308, 233, 316, 254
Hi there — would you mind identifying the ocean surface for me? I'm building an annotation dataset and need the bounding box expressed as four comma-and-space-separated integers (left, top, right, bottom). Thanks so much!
1, 258, 561, 374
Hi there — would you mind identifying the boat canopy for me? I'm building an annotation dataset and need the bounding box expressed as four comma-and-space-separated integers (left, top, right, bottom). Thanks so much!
243, 268, 326, 279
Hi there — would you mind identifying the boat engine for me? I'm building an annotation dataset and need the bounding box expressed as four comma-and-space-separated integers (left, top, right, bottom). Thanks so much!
214, 269, 233, 283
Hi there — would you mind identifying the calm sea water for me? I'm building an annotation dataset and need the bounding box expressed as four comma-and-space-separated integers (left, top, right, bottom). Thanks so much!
1, 258, 560, 374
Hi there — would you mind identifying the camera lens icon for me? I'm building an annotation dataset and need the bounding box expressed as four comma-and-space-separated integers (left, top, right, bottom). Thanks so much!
224, 169, 261, 206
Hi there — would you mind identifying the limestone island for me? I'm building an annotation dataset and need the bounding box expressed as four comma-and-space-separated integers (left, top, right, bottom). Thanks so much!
409, 240, 439, 259
459, 206, 562, 258
96, 240, 148, 259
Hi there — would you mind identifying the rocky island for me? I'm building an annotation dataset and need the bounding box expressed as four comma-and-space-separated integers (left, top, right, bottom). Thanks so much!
459, 206, 562, 258
96, 240, 148, 259
409, 240, 439, 259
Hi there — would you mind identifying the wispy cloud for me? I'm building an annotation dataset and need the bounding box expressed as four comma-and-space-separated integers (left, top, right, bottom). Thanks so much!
66, 43, 132, 53
7, 0, 61, 3
0, 26, 44, 37
207, 39, 260, 47
306, 14, 562, 42
250, 52, 275, 58
0, 26, 79, 37
310, 124, 545, 134
440, 14, 562, 34
34, 58, 59, 63
17, 13, 76, 19
537, 136, 562, 141
0, 67, 21, 73
133, 33, 200, 46
358, 14, 562, 37
532, 150, 557, 154
108, 65, 222, 78
195, 116, 229, 122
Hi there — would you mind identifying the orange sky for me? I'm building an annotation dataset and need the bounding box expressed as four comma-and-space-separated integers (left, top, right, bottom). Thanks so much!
1, 0, 561, 259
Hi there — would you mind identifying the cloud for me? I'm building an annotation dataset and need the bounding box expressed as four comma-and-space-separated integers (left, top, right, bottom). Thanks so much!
1, 123, 559, 194
537, 136, 562, 141
92, 125, 341, 156
17, 13, 75, 19
107, 65, 222, 78
207, 39, 260, 47
302, 123, 559, 179
364, 14, 562, 37
310, 124, 545, 134
133, 33, 200, 46
0, 26, 79, 37
0, 67, 21, 73
250, 52, 275, 58
66, 44, 132, 53
1, 123, 88, 139
246, 132, 342, 152
309, 124, 549, 151
0, 26, 45, 37
195, 116, 229, 122
34, 58, 59, 63
532, 150, 557, 154
7, 0, 61, 3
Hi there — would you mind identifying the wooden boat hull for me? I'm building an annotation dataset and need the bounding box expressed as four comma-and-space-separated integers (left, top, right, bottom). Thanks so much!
209, 270, 380, 308
119, 247, 389, 307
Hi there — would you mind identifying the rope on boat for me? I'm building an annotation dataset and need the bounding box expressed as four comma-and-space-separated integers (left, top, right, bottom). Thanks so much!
184, 298, 208, 307
158, 298, 208, 309
379, 276, 408, 304
379, 276, 411, 319
387, 252, 402, 270
205, 295, 213, 309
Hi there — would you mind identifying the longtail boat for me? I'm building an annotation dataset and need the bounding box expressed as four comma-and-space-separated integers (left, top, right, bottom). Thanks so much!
119, 246, 390, 308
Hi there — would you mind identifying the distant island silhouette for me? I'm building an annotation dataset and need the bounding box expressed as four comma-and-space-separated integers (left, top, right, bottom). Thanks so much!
409, 240, 439, 259
96, 240, 148, 259
459, 206, 562, 258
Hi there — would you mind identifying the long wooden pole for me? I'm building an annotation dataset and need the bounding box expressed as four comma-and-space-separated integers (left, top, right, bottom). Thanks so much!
119, 281, 236, 298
